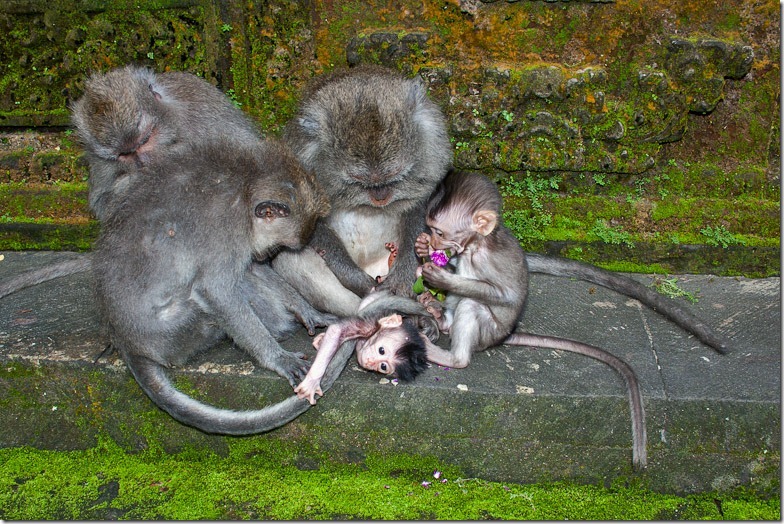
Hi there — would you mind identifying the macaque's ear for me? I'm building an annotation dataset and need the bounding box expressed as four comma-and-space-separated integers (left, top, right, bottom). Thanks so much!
254, 201, 291, 222
378, 314, 404, 329
471, 209, 498, 236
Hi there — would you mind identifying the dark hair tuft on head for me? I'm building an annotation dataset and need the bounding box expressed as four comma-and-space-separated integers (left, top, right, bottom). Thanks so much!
394, 318, 429, 381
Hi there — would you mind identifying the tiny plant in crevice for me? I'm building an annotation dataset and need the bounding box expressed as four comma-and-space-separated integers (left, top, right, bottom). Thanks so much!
589, 219, 635, 248
700, 225, 746, 248
650, 275, 699, 303
499, 173, 561, 243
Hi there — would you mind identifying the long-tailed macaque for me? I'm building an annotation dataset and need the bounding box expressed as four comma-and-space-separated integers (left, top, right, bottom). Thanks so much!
414, 170, 728, 362
271, 65, 453, 316
71, 65, 263, 220
91, 137, 339, 435
0, 65, 335, 338
293, 291, 647, 468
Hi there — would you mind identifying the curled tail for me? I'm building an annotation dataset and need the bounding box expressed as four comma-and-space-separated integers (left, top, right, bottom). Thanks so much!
0, 255, 92, 299
122, 339, 355, 435
526, 253, 728, 353
503, 332, 647, 469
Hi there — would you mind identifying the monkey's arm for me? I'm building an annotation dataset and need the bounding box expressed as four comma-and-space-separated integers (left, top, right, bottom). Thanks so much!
421, 263, 513, 306
249, 262, 338, 335
295, 319, 374, 404
203, 283, 311, 387
376, 203, 426, 297
309, 220, 377, 296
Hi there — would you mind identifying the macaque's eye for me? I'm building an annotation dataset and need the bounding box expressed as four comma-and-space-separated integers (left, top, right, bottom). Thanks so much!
379, 363, 388, 373
378, 346, 385, 355
433, 228, 444, 238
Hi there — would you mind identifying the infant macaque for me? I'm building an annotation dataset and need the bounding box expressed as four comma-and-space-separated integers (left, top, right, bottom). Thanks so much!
294, 292, 432, 405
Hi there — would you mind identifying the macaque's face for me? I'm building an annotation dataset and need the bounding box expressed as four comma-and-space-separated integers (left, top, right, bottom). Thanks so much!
355, 324, 409, 376
426, 215, 469, 254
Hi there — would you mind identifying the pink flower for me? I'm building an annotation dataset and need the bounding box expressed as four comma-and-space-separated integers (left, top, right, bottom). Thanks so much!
430, 250, 450, 267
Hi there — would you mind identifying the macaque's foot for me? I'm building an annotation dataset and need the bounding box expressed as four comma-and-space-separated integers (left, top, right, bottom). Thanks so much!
291, 303, 339, 336
294, 377, 323, 405
415, 232, 432, 259
269, 351, 312, 388
418, 291, 443, 320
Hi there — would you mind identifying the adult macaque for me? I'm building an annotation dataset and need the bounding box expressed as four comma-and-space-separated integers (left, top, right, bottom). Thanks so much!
272, 65, 453, 316
293, 291, 647, 468
92, 137, 336, 434
1, 65, 335, 337
71, 65, 262, 220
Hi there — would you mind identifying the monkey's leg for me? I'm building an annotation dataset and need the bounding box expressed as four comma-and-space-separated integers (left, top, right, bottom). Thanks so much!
424, 298, 495, 368
246, 262, 338, 336
272, 248, 362, 317
203, 283, 312, 387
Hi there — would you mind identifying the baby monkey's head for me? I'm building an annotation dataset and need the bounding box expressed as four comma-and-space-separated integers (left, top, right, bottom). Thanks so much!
355, 314, 429, 381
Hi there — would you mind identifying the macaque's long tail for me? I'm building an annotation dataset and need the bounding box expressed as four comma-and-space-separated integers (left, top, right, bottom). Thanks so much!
123, 340, 355, 435
0, 255, 92, 299
526, 253, 729, 353
503, 332, 647, 469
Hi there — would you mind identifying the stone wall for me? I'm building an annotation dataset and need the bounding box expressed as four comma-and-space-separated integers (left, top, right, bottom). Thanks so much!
0, 0, 779, 274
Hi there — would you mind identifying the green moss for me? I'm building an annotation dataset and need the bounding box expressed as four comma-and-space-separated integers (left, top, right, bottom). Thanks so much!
0, 440, 778, 520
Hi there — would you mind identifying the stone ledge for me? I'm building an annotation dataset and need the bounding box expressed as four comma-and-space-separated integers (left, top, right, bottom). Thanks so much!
0, 251, 779, 495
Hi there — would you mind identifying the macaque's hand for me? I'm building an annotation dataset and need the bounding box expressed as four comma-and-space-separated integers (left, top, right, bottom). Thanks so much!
294, 377, 323, 405
421, 261, 452, 289
415, 232, 432, 259
312, 332, 326, 351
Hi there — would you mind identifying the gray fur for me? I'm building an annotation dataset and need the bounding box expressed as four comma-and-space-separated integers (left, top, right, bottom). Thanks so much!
416, 171, 648, 467
92, 137, 333, 434
71, 65, 262, 221
274, 65, 453, 313
0, 256, 91, 299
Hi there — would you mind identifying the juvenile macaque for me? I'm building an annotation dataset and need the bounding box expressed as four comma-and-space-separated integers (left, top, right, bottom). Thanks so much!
414, 170, 728, 364
71, 65, 262, 220
272, 65, 453, 315
92, 137, 336, 434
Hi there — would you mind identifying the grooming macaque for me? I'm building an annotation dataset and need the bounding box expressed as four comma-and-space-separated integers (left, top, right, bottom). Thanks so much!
272, 65, 453, 315
71, 65, 262, 220
1, 65, 336, 339
91, 137, 337, 434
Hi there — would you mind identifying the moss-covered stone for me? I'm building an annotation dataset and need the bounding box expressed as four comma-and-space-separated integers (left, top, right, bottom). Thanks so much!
0, 0, 778, 275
